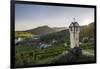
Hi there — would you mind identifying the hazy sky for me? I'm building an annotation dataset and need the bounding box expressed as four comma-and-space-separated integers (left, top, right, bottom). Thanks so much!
15, 4, 94, 31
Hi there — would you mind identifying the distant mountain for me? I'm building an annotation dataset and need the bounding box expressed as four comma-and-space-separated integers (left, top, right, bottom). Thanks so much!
24, 25, 56, 35
16, 26, 68, 35
53, 27, 68, 32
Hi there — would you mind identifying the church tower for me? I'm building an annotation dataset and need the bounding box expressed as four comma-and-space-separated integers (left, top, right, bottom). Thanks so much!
69, 18, 80, 48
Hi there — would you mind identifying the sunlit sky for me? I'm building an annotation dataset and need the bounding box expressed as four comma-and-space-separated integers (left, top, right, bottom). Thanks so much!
15, 4, 94, 31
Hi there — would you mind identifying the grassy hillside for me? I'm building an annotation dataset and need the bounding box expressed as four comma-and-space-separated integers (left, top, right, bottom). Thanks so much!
15, 32, 33, 38
40, 29, 70, 44
25, 25, 55, 35
80, 22, 94, 41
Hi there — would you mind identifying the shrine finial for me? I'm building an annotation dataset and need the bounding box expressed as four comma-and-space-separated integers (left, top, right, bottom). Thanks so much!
73, 18, 76, 22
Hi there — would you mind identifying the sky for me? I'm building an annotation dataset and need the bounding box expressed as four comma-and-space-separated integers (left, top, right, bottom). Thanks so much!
15, 4, 94, 31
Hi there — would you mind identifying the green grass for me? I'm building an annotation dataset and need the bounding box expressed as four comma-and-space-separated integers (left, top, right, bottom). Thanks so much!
15, 32, 33, 38
15, 43, 95, 67
15, 45, 68, 67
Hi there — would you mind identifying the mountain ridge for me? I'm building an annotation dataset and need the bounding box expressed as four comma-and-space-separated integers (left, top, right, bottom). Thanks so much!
16, 25, 68, 35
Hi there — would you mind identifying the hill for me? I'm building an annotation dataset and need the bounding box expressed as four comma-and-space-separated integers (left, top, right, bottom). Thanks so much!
53, 27, 68, 32
24, 25, 55, 35
16, 26, 68, 36
80, 22, 94, 42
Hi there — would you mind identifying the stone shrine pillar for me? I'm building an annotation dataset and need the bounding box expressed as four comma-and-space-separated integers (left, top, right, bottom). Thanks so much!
69, 18, 80, 48
68, 18, 82, 57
